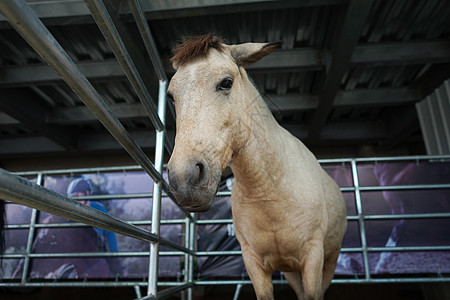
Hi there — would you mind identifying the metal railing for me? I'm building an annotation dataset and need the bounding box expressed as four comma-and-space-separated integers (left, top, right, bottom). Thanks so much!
1, 156, 449, 296
0, 0, 192, 299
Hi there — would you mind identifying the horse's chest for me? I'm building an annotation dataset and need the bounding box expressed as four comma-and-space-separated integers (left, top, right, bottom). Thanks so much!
246, 229, 304, 272
232, 199, 321, 271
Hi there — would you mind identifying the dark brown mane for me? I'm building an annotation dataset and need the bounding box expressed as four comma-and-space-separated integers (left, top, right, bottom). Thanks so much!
171, 33, 224, 67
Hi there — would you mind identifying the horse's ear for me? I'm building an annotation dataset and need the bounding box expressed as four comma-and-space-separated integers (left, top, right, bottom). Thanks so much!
228, 41, 281, 67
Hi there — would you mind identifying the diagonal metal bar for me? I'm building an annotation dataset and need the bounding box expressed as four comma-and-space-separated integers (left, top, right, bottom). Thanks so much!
134, 283, 194, 300
0, 168, 158, 244
84, 0, 163, 131
128, 0, 167, 82
0, 167, 194, 253
307, 0, 374, 140
0, 0, 162, 183
127, 0, 175, 154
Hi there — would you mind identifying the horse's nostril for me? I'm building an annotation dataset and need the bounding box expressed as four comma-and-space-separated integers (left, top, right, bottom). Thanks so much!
169, 159, 209, 189
196, 162, 204, 174
196, 162, 207, 186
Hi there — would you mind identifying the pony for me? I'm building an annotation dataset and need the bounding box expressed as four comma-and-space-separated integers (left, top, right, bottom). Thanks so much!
166, 34, 347, 300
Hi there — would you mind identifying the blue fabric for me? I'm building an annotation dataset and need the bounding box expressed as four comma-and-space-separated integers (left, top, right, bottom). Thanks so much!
89, 201, 118, 252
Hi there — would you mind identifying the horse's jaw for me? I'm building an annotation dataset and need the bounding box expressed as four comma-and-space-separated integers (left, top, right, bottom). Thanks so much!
181, 202, 213, 212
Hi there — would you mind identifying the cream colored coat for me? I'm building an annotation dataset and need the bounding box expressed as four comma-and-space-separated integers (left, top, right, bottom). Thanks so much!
167, 38, 347, 300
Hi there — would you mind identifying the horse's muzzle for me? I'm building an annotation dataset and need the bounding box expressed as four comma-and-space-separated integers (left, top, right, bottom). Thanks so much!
167, 156, 219, 212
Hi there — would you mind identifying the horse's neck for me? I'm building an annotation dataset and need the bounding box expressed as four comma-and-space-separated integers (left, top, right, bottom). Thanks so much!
230, 87, 285, 198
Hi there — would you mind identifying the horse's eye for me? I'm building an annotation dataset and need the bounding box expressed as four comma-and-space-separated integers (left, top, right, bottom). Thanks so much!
217, 77, 233, 91
167, 93, 175, 103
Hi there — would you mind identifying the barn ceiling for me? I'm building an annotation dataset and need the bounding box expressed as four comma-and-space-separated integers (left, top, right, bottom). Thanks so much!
0, 0, 449, 161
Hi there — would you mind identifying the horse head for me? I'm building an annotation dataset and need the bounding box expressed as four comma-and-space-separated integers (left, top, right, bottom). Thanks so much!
166, 34, 280, 212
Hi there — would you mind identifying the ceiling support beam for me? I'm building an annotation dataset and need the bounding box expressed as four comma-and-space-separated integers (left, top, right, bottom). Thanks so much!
267, 88, 421, 111
352, 41, 450, 66
0, 0, 349, 25
307, 0, 374, 140
0, 60, 124, 87
40, 88, 420, 125
0, 121, 386, 156
0, 88, 77, 149
2, 41, 450, 87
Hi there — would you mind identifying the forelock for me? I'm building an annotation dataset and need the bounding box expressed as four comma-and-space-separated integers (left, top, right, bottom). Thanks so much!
171, 33, 225, 67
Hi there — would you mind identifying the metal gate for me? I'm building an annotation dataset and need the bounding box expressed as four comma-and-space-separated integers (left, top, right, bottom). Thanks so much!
1, 156, 449, 299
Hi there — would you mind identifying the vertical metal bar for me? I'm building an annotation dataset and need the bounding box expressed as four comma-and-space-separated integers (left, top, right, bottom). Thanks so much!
21, 173, 42, 284
0, 0, 162, 184
187, 213, 196, 300
147, 80, 168, 297
182, 216, 190, 300
351, 160, 371, 281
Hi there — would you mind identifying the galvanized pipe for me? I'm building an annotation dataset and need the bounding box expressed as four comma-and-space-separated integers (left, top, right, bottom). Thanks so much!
4, 218, 186, 230
14, 154, 450, 179
190, 277, 450, 285
148, 80, 168, 297
0, 168, 193, 254
128, 0, 167, 82
1, 276, 449, 289
351, 159, 371, 281
134, 285, 143, 299
1, 251, 185, 259
1, 154, 449, 288
0, 0, 162, 183
5, 242, 449, 260
232, 284, 244, 300
318, 154, 450, 164
15, 165, 144, 176
128, 0, 175, 155
134, 283, 194, 300
367, 245, 450, 252
0, 168, 160, 244
183, 216, 190, 300
20, 173, 42, 284
364, 212, 450, 220
84, 0, 164, 131
0, 282, 182, 288
187, 213, 195, 300
6, 180, 450, 202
